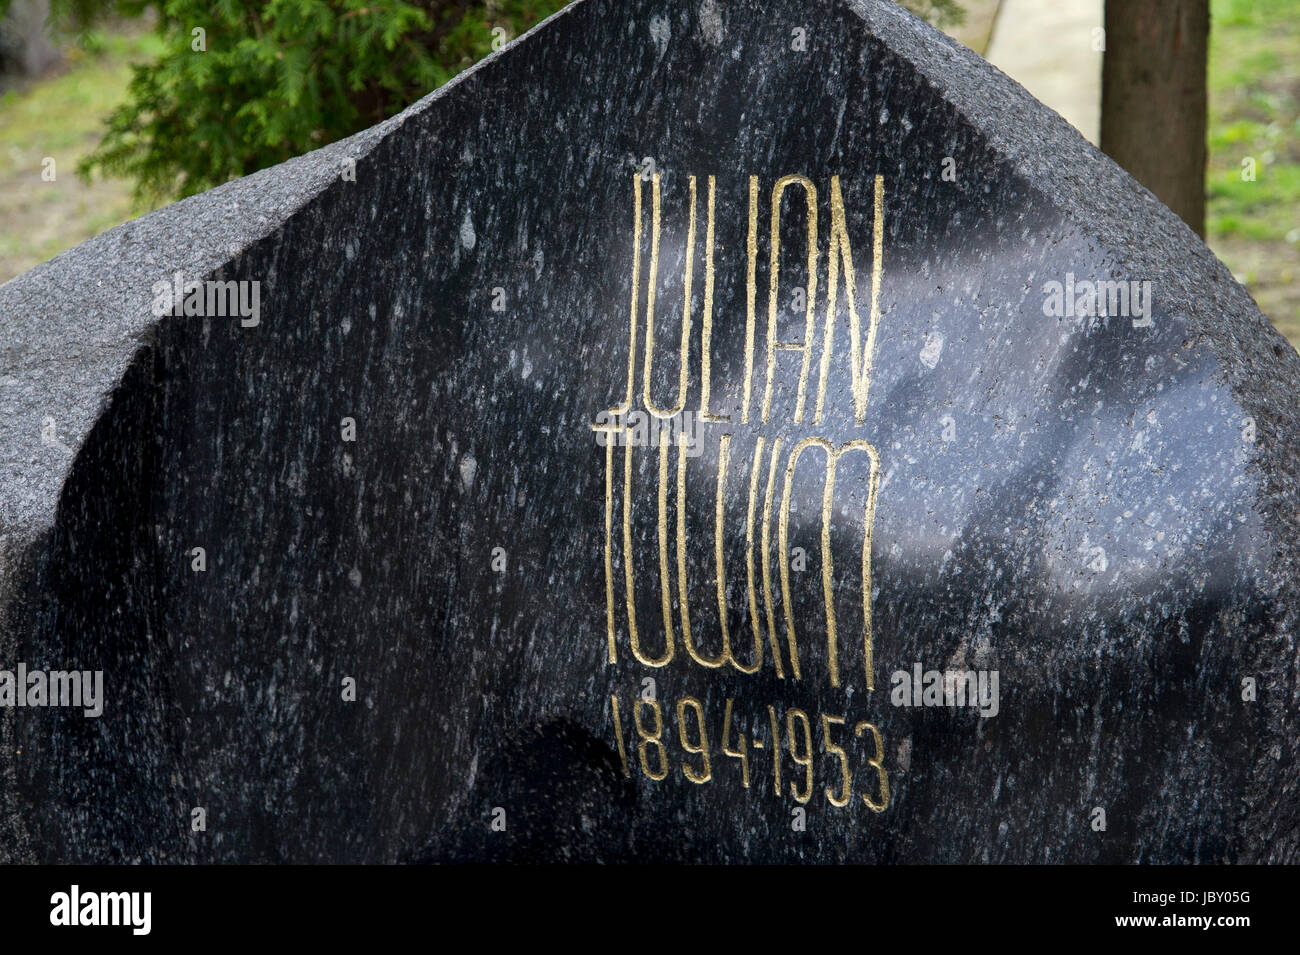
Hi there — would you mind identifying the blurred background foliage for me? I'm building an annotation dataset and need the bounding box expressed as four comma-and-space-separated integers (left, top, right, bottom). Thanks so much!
898, 0, 965, 28
0, 0, 967, 201
3, 1, 570, 199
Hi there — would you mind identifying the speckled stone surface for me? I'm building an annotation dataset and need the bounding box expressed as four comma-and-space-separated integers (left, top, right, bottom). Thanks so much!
1, 0, 1297, 863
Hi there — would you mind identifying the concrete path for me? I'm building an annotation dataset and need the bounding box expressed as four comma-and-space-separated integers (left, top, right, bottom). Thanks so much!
983, 0, 1105, 144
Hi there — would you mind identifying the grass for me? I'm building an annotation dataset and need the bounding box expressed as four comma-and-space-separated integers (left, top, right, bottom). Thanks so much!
0, 26, 165, 283
1206, 0, 1300, 345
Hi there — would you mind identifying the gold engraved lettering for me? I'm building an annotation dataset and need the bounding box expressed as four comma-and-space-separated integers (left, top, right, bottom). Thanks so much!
821, 713, 850, 807
721, 698, 750, 787
778, 438, 881, 689
635, 699, 669, 780
656, 439, 676, 662
601, 435, 618, 663
760, 436, 784, 678
674, 439, 697, 663
742, 176, 759, 424
859, 437, 882, 690
611, 690, 892, 811
610, 694, 631, 778
745, 437, 783, 679
610, 174, 642, 415
767, 704, 782, 795
643, 174, 692, 419
868, 174, 884, 418
682, 436, 723, 668
595, 171, 889, 699
699, 175, 729, 423
714, 435, 763, 673
679, 436, 763, 673
814, 175, 885, 425
677, 696, 713, 783
787, 707, 814, 804
763, 175, 818, 424
627, 439, 673, 667
855, 719, 890, 812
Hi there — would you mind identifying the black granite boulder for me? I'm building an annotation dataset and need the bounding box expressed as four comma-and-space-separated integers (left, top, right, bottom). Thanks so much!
1, 0, 1297, 863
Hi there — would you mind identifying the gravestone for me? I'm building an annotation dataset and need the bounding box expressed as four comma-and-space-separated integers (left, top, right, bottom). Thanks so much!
1, 0, 1298, 864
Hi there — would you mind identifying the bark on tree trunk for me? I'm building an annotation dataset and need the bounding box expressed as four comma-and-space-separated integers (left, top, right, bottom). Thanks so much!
1101, 0, 1210, 238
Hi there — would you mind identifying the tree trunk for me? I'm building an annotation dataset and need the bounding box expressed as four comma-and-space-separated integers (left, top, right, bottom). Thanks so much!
1101, 0, 1209, 237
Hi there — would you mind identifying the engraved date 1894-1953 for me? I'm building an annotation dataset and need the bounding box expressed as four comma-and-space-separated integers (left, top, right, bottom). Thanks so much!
609, 691, 889, 811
